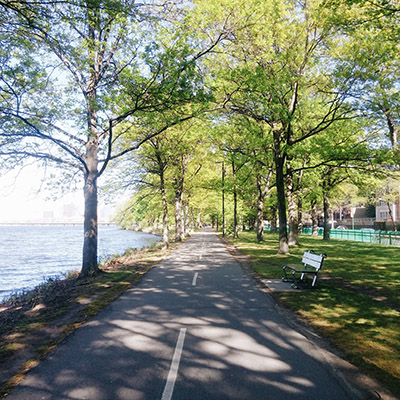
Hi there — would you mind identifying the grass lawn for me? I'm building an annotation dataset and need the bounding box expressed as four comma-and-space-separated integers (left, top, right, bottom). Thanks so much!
230, 231, 400, 398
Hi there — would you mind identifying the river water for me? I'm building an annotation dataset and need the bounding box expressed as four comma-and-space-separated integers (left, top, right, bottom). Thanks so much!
0, 225, 160, 302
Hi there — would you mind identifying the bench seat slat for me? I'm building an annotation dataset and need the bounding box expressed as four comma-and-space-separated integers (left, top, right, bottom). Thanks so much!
302, 259, 323, 269
302, 253, 324, 262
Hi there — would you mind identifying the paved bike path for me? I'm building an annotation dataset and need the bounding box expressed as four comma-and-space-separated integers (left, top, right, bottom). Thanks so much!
6, 229, 369, 399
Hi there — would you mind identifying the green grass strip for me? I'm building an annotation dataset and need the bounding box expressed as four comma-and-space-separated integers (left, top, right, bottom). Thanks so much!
230, 231, 400, 398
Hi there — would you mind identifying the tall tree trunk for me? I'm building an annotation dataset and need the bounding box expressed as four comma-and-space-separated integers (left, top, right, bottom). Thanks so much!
81, 31, 99, 277
286, 168, 299, 245
82, 168, 98, 277
270, 206, 277, 233
196, 212, 201, 229
154, 146, 169, 248
255, 170, 272, 241
175, 187, 184, 241
160, 174, 169, 249
221, 162, 225, 237
297, 197, 303, 235
232, 159, 239, 238
256, 175, 264, 242
323, 192, 330, 241
311, 198, 319, 236
380, 99, 398, 150
81, 114, 99, 276
274, 153, 289, 254
233, 187, 238, 238
248, 217, 255, 231
386, 201, 397, 231
184, 199, 190, 237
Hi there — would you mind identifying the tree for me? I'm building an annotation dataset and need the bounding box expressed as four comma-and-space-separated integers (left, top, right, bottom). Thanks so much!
326, 0, 400, 150
195, 0, 353, 253
114, 118, 214, 242
303, 117, 380, 239
126, 132, 174, 248
0, 1, 217, 276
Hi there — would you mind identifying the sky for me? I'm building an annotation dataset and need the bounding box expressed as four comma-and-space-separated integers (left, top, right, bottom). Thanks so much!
0, 167, 115, 223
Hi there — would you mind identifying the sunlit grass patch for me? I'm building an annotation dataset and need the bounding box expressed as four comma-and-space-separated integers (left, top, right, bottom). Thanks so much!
280, 285, 400, 395
230, 230, 400, 398
233, 231, 400, 304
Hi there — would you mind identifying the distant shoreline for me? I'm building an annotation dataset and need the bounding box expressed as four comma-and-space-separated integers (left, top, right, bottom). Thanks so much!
0, 222, 113, 226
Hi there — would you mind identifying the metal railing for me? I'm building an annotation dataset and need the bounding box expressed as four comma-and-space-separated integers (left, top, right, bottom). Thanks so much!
301, 227, 324, 236
265, 226, 400, 246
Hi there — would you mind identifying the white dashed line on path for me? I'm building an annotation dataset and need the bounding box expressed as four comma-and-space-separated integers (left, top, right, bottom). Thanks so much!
192, 272, 199, 286
161, 328, 187, 400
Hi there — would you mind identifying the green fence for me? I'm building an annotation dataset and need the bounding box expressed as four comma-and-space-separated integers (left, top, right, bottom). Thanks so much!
329, 229, 400, 246
301, 227, 324, 236
265, 226, 400, 246
265, 226, 325, 235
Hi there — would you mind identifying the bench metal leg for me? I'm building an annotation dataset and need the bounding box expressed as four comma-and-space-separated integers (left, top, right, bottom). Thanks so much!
291, 282, 300, 290
311, 274, 318, 287
282, 268, 293, 283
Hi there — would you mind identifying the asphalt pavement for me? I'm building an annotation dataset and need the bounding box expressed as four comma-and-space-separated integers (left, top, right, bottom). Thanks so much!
5, 229, 378, 400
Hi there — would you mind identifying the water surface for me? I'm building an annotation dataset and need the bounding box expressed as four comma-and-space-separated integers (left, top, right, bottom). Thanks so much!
0, 225, 160, 301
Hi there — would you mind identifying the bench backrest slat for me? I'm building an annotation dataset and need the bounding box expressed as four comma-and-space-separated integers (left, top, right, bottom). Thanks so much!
302, 251, 325, 271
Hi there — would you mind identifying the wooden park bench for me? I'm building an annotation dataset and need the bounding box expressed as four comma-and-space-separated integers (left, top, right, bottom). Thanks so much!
282, 250, 327, 289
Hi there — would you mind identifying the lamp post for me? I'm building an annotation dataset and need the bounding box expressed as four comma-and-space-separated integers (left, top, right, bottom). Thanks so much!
216, 161, 225, 237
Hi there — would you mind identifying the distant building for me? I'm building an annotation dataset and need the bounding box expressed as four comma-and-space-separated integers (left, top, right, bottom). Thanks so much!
43, 210, 54, 220
63, 203, 79, 219
330, 206, 375, 229
376, 200, 399, 222
350, 207, 375, 228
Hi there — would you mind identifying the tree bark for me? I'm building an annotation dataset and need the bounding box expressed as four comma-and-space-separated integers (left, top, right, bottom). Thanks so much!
160, 174, 169, 249
81, 4, 100, 277
380, 100, 398, 150
248, 217, 255, 231
286, 168, 299, 245
196, 212, 202, 229
233, 186, 238, 238
82, 168, 98, 277
311, 198, 319, 236
386, 201, 397, 231
256, 175, 264, 242
81, 144, 99, 277
175, 187, 184, 241
274, 128, 289, 254
270, 206, 277, 233
184, 199, 190, 237
323, 192, 330, 241
255, 170, 272, 241
81, 35, 99, 276
297, 197, 303, 235
232, 159, 239, 238
275, 159, 289, 253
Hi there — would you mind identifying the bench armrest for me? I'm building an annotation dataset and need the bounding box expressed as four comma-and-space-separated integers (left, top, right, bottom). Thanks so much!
282, 265, 296, 271
292, 270, 319, 275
